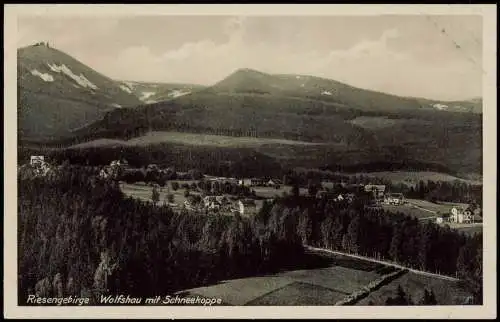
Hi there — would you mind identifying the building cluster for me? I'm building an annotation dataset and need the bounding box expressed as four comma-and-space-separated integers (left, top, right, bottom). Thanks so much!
436, 206, 482, 225
29, 155, 52, 177
238, 178, 282, 188
315, 183, 406, 206
183, 194, 259, 216
99, 159, 130, 180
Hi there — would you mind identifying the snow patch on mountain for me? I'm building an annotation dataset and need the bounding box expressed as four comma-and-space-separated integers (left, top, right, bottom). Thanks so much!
140, 91, 156, 101
432, 103, 448, 110
111, 103, 122, 108
31, 69, 54, 82
119, 84, 133, 94
169, 89, 191, 98
321, 90, 333, 96
47, 63, 98, 89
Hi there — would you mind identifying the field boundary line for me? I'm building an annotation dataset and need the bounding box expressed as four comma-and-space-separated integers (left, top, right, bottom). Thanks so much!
305, 246, 460, 282
284, 280, 351, 295
407, 202, 438, 214
242, 280, 297, 306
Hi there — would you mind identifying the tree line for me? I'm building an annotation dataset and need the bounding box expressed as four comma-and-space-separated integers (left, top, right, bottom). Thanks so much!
258, 194, 483, 304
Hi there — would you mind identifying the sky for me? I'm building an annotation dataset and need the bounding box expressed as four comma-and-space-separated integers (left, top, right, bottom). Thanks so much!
17, 15, 483, 101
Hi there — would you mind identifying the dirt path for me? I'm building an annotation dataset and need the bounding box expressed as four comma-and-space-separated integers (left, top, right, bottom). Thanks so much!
305, 246, 460, 282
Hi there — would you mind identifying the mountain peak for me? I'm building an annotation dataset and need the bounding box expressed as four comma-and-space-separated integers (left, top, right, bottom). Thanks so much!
18, 42, 142, 139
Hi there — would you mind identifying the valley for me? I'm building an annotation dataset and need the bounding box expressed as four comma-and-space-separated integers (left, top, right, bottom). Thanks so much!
16, 43, 484, 308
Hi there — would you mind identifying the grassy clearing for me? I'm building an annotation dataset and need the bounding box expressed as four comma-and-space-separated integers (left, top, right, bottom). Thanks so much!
121, 181, 268, 215
179, 249, 472, 305
71, 131, 325, 149
280, 266, 380, 295
356, 271, 473, 305
247, 281, 346, 305
179, 251, 384, 305
120, 181, 199, 207
181, 276, 296, 306
381, 204, 438, 220
337, 171, 482, 186
406, 199, 464, 214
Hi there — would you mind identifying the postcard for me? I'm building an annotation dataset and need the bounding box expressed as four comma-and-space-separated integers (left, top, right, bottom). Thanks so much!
4, 4, 497, 319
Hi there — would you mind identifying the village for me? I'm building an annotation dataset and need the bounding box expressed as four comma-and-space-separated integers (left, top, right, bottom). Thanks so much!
24, 156, 483, 228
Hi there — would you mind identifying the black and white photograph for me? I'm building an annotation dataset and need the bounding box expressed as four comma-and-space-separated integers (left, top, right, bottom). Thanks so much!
4, 4, 497, 319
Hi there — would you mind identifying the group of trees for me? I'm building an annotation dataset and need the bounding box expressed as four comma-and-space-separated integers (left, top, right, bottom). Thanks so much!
17, 165, 305, 304
379, 285, 437, 306
284, 169, 482, 205
258, 194, 483, 304
19, 144, 283, 179
402, 180, 482, 205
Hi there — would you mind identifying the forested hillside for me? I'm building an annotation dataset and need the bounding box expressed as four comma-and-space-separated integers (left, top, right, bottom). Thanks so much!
18, 166, 304, 304
18, 166, 482, 305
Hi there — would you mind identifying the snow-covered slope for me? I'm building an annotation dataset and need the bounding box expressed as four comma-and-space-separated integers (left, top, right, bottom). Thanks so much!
117, 80, 205, 104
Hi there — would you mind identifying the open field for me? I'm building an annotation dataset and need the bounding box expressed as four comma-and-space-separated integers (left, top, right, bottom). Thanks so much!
179, 253, 383, 305
381, 204, 438, 219
70, 131, 326, 149
406, 199, 466, 214
247, 281, 347, 305
120, 182, 197, 207
120, 181, 267, 215
336, 171, 482, 185
356, 271, 472, 305
179, 247, 472, 305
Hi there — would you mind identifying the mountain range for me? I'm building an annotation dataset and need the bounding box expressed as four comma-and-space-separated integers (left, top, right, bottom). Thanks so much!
17, 44, 483, 175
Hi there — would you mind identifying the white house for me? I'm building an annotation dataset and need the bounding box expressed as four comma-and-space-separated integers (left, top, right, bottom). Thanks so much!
450, 207, 473, 224
239, 178, 265, 187
384, 193, 405, 205
238, 199, 257, 216
30, 155, 45, 167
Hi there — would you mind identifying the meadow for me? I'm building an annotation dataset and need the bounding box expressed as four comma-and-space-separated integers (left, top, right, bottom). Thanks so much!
120, 181, 197, 206
335, 171, 481, 185
180, 252, 384, 306
71, 131, 325, 149
179, 249, 473, 306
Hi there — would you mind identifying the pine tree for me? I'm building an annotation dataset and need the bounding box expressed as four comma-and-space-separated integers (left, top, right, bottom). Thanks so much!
151, 186, 160, 206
